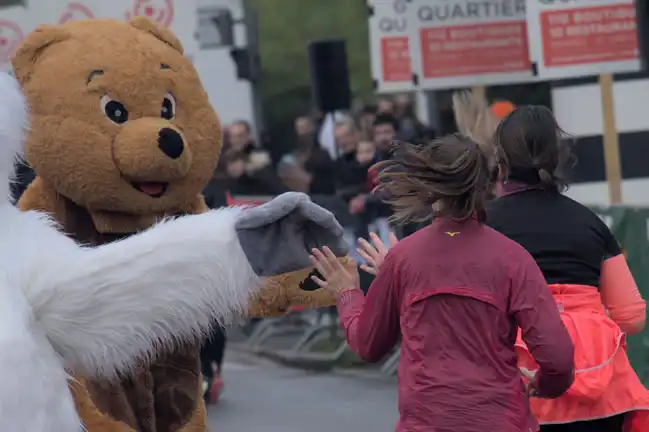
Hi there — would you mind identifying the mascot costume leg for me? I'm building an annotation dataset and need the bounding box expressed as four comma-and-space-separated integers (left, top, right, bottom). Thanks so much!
0, 72, 347, 430
4, 16, 348, 432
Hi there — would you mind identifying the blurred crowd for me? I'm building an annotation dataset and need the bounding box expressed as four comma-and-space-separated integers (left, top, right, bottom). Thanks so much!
202, 94, 436, 250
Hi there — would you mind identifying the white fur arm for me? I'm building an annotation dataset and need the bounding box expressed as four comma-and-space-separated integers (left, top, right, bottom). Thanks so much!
0, 254, 82, 431
27, 206, 261, 377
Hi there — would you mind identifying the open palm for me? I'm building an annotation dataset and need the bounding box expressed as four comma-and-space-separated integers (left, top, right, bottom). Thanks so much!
357, 232, 399, 275
309, 247, 359, 295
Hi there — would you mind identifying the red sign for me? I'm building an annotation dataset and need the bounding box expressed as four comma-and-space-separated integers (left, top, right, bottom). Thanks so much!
419, 21, 530, 78
0, 20, 23, 68
380, 36, 411, 82
540, 4, 637, 68
226, 192, 271, 207
59, 2, 95, 24
125, 0, 175, 28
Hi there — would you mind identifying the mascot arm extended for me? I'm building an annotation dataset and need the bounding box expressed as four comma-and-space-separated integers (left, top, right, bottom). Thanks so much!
24, 192, 347, 378
27, 206, 258, 378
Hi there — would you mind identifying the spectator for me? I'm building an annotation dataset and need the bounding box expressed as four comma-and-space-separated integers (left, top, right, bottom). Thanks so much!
344, 114, 398, 246
357, 104, 378, 141
377, 96, 395, 115
372, 113, 399, 159
330, 121, 370, 248
224, 120, 287, 197
221, 150, 287, 198
228, 120, 255, 153
278, 115, 335, 195
394, 93, 435, 144
333, 119, 359, 156
332, 120, 368, 200
356, 140, 376, 165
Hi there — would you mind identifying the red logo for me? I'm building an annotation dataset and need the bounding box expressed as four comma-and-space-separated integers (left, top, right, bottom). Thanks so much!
125, 0, 175, 28
59, 2, 95, 24
0, 20, 23, 68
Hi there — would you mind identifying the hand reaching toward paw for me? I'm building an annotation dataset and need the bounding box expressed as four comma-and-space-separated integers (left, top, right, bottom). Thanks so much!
308, 247, 360, 297
356, 232, 399, 275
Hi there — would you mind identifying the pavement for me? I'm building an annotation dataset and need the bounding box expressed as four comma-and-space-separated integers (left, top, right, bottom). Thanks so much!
206, 348, 399, 431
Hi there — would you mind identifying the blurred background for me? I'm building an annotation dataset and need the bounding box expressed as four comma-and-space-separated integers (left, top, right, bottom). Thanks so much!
3, 0, 649, 430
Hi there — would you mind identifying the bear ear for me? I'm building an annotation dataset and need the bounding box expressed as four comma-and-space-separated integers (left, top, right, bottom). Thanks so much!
129, 17, 184, 54
12, 24, 70, 85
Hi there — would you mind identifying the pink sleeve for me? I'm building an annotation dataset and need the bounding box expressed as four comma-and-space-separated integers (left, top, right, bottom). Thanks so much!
509, 250, 575, 398
600, 254, 646, 333
336, 253, 401, 363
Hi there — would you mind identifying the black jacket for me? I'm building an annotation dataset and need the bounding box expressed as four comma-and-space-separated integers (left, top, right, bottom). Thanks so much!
11, 160, 36, 204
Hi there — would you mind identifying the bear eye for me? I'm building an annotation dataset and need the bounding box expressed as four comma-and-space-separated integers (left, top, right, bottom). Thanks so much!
161, 93, 176, 120
100, 95, 129, 124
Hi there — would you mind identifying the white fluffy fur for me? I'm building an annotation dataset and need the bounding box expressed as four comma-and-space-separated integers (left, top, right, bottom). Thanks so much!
0, 73, 263, 430
0, 73, 27, 201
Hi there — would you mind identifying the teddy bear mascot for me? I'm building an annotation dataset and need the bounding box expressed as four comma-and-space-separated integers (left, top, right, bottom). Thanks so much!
6, 16, 346, 432
0, 72, 346, 429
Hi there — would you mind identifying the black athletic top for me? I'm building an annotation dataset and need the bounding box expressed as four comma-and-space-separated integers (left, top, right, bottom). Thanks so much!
486, 185, 622, 289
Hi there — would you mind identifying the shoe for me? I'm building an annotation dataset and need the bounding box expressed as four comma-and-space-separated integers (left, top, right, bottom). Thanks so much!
209, 375, 223, 404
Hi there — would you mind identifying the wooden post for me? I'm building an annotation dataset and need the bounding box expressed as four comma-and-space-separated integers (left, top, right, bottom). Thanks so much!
599, 74, 622, 204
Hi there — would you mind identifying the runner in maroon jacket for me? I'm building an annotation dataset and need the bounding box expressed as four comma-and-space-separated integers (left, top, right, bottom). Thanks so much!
309, 134, 575, 432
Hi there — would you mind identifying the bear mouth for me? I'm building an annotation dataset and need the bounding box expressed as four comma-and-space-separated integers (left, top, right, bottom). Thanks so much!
132, 182, 169, 198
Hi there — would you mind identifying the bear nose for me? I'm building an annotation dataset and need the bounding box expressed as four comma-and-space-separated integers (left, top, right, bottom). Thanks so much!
158, 128, 184, 159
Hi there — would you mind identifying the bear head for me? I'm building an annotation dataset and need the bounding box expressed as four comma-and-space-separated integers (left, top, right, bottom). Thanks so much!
12, 17, 220, 214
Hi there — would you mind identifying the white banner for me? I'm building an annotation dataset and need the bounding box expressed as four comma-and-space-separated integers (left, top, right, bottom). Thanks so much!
53, 1, 99, 24
0, 4, 40, 73
408, 0, 536, 90
526, 0, 639, 80
0, 0, 199, 72
368, 0, 415, 93
99, 0, 199, 57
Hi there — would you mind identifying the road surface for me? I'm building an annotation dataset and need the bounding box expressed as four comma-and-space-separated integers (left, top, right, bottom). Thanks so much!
207, 350, 399, 431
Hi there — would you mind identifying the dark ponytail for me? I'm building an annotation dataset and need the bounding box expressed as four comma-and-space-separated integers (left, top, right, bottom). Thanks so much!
375, 134, 493, 224
495, 105, 575, 191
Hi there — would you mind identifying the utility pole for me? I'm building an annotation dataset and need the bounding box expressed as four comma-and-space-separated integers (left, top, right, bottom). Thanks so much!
241, 0, 264, 142
196, 0, 263, 142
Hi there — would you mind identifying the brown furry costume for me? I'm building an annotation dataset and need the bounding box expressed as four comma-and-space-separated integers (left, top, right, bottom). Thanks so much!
14, 17, 337, 432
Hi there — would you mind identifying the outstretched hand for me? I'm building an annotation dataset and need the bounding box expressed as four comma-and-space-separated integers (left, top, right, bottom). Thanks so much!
357, 232, 399, 275
309, 247, 359, 296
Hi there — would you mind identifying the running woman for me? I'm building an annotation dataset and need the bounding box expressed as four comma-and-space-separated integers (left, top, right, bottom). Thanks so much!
490, 106, 649, 432
309, 134, 575, 432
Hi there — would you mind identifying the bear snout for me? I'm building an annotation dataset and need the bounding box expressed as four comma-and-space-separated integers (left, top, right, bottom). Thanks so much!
158, 128, 184, 159
112, 118, 193, 182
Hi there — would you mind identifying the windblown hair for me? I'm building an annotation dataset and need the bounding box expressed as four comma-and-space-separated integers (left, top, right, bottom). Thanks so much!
375, 134, 492, 224
453, 90, 499, 145
452, 90, 501, 175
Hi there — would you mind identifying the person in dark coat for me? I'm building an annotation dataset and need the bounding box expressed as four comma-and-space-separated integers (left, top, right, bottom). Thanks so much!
278, 115, 336, 195
11, 159, 36, 204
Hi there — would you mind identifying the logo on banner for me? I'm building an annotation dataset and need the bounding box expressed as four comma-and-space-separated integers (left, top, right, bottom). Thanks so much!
125, 0, 175, 28
379, 0, 408, 32
417, 0, 526, 22
59, 2, 95, 24
0, 20, 23, 68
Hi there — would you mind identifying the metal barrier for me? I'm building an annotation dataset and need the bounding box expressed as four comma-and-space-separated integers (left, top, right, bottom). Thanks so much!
246, 313, 314, 351
242, 309, 400, 377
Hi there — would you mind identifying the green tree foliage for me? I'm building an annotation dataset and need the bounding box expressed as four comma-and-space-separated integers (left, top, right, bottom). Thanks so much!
252, 0, 372, 139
